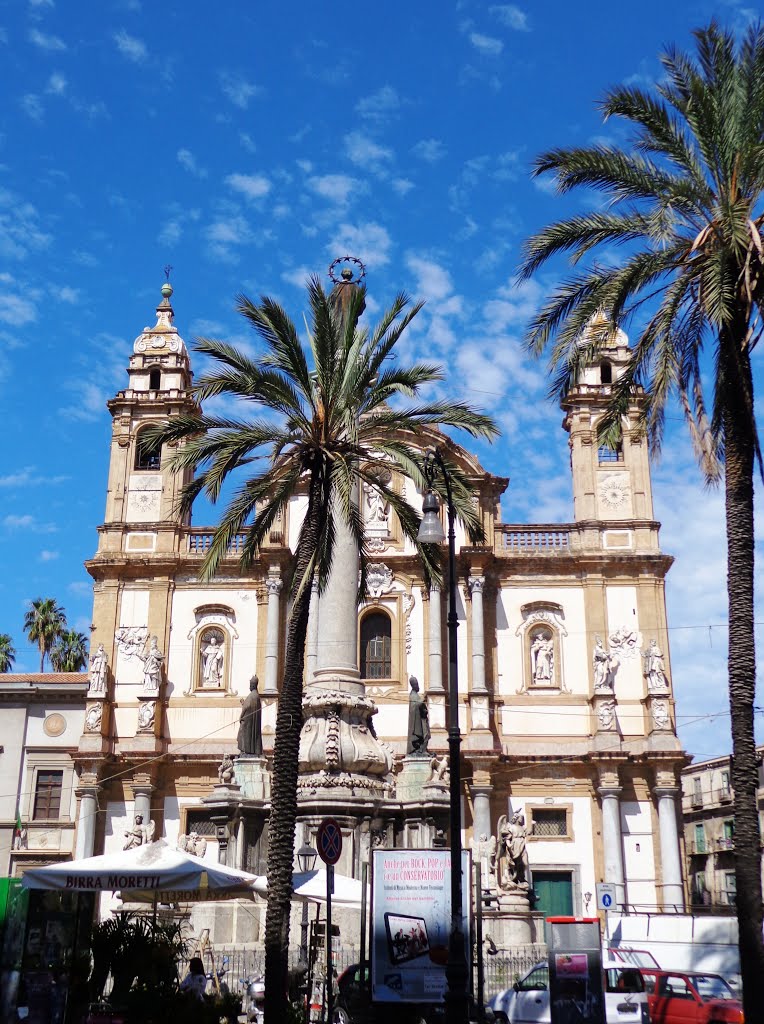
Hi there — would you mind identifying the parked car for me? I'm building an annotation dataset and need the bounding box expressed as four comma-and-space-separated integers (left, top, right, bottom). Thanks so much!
640, 969, 743, 1023
334, 963, 480, 1024
487, 959, 649, 1023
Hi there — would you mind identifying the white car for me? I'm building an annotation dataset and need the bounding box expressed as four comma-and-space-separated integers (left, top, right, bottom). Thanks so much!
488, 959, 650, 1023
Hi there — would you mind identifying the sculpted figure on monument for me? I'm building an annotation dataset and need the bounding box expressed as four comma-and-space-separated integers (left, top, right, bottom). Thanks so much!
123, 813, 155, 850
178, 831, 207, 858
218, 752, 236, 784
496, 812, 529, 889
643, 639, 668, 692
137, 701, 155, 732
472, 832, 497, 891
139, 635, 164, 692
429, 753, 449, 784
237, 675, 263, 756
88, 643, 108, 694
593, 635, 614, 690
406, 676, 430, 756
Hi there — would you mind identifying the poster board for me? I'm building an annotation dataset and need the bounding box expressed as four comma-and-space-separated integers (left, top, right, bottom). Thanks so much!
546, 917, 605, 1024
371, 849, 470, 1004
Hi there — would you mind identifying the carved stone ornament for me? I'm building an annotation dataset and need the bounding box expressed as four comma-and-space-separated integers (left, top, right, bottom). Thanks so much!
403, 591, 415, 655
599, 473, 630, 510
367, 536, 387, 554
85, 703, 103, 733
595, 698, 617, 731
115, 625, 149, 660
366, 562, 394, 598
609, 625, 642, 660
651, 699, 671, 731
178, 832, 207, 858
137, 700, 155, 733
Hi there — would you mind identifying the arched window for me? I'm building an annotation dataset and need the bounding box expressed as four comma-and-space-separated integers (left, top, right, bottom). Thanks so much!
360, 612, 392, 679
135, 428, 161, 471
149, 367, 161, 390
600, 361, 613, 384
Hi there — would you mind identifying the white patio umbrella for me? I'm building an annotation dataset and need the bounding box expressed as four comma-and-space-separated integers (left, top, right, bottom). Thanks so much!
252, 868, 366, 909
21, 839, 263, 903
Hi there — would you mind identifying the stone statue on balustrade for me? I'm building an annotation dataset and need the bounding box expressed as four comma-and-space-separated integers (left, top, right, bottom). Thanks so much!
406, 676, 430, 756
123, 813, 155, 850
237, 675, 262, 756
496, 812, 530, 890
472, 832, 497, 892
88, 644, 108, 695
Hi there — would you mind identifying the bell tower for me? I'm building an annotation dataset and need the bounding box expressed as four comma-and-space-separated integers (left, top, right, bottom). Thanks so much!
98, 279, 199, 554
561, 314, 654, 525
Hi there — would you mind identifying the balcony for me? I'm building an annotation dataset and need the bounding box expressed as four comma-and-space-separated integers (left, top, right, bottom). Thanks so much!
716, 837, 735, 851
717, 787, 733, 802
187, 530, 248, 556
688, 840, 708, 855
498, 526, 571, 554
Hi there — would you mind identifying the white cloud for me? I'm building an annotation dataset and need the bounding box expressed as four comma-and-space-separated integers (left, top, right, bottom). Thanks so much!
219, 72, 262, 109
39, 550, 59, 562
204, 214, 254, 262
158, 219, 182, 247
307, 174, 361, 206
470, 32, 504, 56
490, 4, 530, 30
29, 28, 66, 51
46, 72, 66, 94
113, 29, 147, 62
328, 222, 393, 268
68, 581, 92, 597
412, 138, 446, 162
177, 149, 207, 178
2, 514, 57, 532
51, 285, 79, 303
355, 85, 400, 121
240, 132, 256, 153
0, 290, 36, 326
225, 172, 271, 200
344, 132, 393, 170
21, 94, 43, 120
405, 255, 453, 302
0, 467, 68, 487
392, 178, 414, 196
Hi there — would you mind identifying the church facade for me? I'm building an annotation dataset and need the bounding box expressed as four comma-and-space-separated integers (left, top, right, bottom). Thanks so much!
72, 280, 687, 943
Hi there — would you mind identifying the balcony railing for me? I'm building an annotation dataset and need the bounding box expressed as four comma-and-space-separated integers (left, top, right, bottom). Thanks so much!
187, 530, 248, 556
499, 526, 571, 554
688, 841, 708, 855
716, 837, 735, 850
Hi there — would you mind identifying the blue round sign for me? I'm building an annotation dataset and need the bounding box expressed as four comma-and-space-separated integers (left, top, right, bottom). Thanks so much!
602, 893, 612, 908
317, 818, 343, 866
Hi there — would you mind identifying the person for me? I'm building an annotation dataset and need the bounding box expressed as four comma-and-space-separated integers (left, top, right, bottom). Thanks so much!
406, 676, 430, 755
180, 957, 207, 1001
237, 676, 263, 755
88, 643, 108, 693
140, 635, 164, 692
202, 635, 224, 687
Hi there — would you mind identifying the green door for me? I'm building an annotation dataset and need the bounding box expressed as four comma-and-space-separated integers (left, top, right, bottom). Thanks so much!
532, 871, 574, 931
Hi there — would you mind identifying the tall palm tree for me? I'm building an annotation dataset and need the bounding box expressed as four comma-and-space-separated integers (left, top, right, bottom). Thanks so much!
517, 22, 764, 1013
149, 276, 497, 1021
23, 598, 67, 672
0, 634, 16, 673
51, 629, 89, 672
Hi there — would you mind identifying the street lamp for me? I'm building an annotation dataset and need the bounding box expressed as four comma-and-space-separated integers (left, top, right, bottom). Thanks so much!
297, 840, 318, 874
297, 839, 318, 968
417, 448, 469, 1024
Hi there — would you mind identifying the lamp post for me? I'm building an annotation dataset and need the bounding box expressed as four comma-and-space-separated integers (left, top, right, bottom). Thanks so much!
297, 838, 318, 965
417, 448, 469, 1024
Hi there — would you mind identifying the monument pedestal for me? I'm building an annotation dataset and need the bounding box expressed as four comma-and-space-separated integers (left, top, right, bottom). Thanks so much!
396, 755, 432, 802
234, 755, 270, 800
484, 888, 533, 946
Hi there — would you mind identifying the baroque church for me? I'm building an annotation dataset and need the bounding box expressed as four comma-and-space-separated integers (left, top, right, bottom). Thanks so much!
71, 274, 686, 943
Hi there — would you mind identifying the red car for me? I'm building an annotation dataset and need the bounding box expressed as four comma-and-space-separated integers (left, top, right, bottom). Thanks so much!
641, 970, 743, 1023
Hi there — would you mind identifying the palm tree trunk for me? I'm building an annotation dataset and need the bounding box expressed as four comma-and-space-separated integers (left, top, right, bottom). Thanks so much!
263, 484, 322, 1024
722, 337, 764, 1018
39, 645, 45, 673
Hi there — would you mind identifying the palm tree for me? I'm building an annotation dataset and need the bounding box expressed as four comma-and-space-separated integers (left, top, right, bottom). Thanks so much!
517, 22, 764, 1013
23, 598, 67, 672
149, 275, 497, 1021
51, 629, 89, 672
0, 634, 16, 673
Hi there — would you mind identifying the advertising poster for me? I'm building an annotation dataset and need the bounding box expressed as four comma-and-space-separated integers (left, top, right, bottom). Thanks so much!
547, 918, 605, 1024
371, 849, 470, 1004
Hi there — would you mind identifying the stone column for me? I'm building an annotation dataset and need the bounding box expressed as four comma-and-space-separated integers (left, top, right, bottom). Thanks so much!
654, 777, 685, 910
598, 774, 625, 908
471, 785, 493, 842
131, 775, 154, 826
428, 584, 444, 692
306, 578, 320, 681
314, 489, 361, 687
263, 573, 283, 695
75, 774, 100, 859
468, 576, 487, 692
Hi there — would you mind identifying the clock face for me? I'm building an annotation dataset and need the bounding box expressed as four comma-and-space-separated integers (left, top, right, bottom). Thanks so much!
600, 474, 629, 509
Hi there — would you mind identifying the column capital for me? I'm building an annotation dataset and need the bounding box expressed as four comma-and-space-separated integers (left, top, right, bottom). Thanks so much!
468, 575, 485, 595
653, 784, 679, 801
266, 577, 283, 597
598, 783, 622, 800
596, 766, 621, 792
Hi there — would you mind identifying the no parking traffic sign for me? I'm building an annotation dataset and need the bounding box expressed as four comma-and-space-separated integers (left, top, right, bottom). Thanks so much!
317, 817, 343, 866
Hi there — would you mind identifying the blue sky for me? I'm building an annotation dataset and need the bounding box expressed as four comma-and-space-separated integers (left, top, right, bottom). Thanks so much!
0, 0, 761, 762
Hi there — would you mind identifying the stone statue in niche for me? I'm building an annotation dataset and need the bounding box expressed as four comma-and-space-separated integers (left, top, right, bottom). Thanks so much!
472, 832, 497, 891
530, 630, 554, 686
364, 479, 391, 526
237, 675, 263, 756
139, 635, 164, 693
406, 676, 430, 756
593, 635, 616, 691
218, 752, 237, 784
85, 703, 103, 733
428, 753, 449, 784
201, 633, 225, 687
496, 812, 529, 889
643, 639, 669, 692
123, 813, 155, 850
88, 644, 108, 694
137, 701, 155, 732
